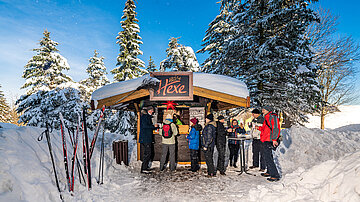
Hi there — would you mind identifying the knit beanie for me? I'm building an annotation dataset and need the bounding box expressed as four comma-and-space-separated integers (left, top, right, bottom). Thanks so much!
190, 118, 198, 125
206, 114, 214, 121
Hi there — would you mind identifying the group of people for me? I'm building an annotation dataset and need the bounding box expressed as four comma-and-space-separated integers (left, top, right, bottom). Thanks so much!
138, 105, 281, 182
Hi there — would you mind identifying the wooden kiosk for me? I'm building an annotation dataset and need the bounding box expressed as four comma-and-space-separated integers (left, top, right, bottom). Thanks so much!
91, 72, 250, 163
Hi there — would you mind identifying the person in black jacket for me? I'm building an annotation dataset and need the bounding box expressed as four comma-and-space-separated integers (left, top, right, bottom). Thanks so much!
202, 114, 217, 177
216, 115, 227, 175
139, 106, 158, 174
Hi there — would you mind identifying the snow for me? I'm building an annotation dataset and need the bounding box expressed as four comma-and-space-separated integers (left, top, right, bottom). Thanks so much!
1, 105, 360, 201
91, 73, 249, 109
305, 105, 360, 129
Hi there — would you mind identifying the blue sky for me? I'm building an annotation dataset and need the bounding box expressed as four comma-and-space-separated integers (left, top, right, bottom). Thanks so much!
0, 0, 359, 104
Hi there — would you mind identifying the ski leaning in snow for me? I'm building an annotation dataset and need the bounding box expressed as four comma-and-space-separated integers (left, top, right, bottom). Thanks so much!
97, 122, 105, 184
89, 105, 105, 159
37, 123, 64, 201
59, 112, 72, 192
82, 108, 92, 190
69, 115, 81, 192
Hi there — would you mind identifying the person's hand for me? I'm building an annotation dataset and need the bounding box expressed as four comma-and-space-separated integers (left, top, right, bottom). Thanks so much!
155, 123, 159, 127
203, 147, 207, 151
273, 141, 278, 147
227, 129, 232, 132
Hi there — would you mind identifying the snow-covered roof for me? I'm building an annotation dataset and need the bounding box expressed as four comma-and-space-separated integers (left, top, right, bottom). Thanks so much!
91, 72, 249, 106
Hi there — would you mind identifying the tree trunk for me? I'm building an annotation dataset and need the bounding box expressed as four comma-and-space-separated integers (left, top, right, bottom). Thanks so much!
320, 107, 325, 129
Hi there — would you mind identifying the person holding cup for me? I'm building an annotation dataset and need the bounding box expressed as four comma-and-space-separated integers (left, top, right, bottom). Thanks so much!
227, 119, 245, 168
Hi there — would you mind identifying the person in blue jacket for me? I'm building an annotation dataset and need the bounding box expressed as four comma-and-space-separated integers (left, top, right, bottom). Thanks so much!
139, 106, 158, 174
187, 117, 202, 172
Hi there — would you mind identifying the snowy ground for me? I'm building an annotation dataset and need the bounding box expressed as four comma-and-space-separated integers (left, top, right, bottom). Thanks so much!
1, 105, 360, 202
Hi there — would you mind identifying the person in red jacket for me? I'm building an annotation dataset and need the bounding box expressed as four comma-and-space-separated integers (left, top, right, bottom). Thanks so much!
257, 105, 280, 182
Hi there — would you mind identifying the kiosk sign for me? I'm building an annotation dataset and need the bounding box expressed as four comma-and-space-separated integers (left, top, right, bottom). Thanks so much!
150, 72, 193, 101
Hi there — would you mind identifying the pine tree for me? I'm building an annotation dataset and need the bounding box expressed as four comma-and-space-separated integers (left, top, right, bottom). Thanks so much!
147, 56, 157, 72
16, 87, 87, 130
111, 0, 147, 81
198, 0, 236, 72
202, 0, 320, 123
0, 84, 10, 123
160, 37, 200, 72
80, 50, 109, 101
21, 30, 72, 95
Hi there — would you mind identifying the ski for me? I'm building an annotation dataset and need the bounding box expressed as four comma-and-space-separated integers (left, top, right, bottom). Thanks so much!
38, 123, 63, 201
69, 115, 80, 191
97, 123, 105, 184
59, 112, 71, 192
82, 108, 92, 190
89, 105, 106, 159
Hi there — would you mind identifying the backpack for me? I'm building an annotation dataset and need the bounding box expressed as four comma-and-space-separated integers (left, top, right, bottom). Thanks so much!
162, 124, 173, 138
264, 112, 282, 150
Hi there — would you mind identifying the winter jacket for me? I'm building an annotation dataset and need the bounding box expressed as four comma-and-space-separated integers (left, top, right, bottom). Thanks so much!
139, 113, 156, 144
228, 125, 246, 145
201, 121, 217, 149
259, 112, 280, 142
159, 120, 178, 145
187, 124, 202, 150
249, 115, 264, 139
216, 121, 227, 145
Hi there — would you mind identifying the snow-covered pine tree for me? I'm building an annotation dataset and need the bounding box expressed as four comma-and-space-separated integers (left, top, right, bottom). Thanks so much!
197, 0, 236, 72
160, 37, 200, 72
0, 84, 10, 123
16, 87, 87, 131
21, 30, 72, 95
80, 50, 109, 101
111, 0, 147, 82
147, 56, 157, 72
203, 0, 320, 123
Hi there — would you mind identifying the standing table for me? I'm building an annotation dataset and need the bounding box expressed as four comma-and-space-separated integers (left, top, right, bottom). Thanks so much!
228, 136, 255, 176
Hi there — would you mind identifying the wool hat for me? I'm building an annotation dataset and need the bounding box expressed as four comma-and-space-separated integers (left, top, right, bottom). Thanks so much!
251, 108, 261, 114
190, 118, 198, 125
217, 115, 225, 121
262, 105, 273, 112
206, 114, 214, 121
146, 106, 154, 111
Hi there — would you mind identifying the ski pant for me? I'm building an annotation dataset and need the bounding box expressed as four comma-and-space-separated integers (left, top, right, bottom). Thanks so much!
160, 144, 176, 171
252, 139, 266, 170
203, 146, 215, 175
141, 143, 152, 171
229, 143, 240, 165
216, 141, 226, 173
190, 149, 200, 171
263, 141, 280, 178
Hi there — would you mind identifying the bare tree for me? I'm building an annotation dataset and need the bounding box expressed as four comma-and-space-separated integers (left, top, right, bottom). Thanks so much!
307, 8, 360, 129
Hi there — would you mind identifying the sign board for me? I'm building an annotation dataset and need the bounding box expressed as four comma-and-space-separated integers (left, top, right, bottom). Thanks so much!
189, 107, 205, 128
150, 72, 193, 101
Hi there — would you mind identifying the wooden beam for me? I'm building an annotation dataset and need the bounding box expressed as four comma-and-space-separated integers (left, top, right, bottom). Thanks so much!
194, 86, 248, 108
94, 89, 149, 109
134, 103, 141, 161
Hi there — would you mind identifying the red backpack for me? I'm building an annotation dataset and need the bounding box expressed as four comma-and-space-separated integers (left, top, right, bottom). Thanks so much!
162, 124, 173, 138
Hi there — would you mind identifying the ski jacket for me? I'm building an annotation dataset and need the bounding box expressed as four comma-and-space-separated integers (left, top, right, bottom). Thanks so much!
216, 121, 227, 145
139, 113, 156, 144
228, 125, 245, 145
259, 112, 280, 142
159, 120, 178, 145
201, 121, 217, 149
187, 124, 202, 150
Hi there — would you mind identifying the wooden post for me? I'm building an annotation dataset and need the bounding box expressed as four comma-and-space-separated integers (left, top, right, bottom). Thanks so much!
206, 101, 212, 115
246, 96, 251, 108
134, 103, 141, 161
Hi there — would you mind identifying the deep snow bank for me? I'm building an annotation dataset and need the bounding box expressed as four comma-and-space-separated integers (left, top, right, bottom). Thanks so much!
275, 124, 360, 175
